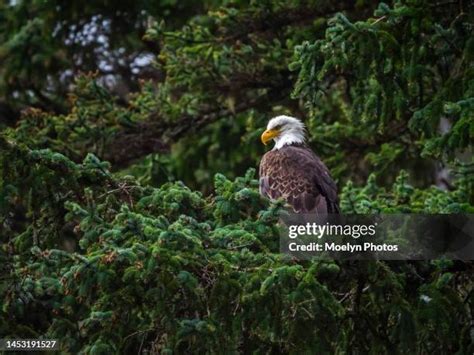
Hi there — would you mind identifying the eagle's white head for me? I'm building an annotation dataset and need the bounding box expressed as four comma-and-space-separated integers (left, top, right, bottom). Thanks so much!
261, 115, 306, 150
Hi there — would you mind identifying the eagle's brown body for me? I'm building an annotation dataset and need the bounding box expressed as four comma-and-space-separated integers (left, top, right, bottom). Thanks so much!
259, 143, 339, 214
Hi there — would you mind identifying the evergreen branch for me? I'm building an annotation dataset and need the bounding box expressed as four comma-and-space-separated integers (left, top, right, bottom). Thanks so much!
104, 79, 291, 167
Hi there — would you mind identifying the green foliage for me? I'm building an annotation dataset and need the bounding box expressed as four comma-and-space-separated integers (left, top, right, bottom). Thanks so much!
341, 168, 474, 213
290, 0, 473, 183
1, 0, 473, 353
0, 0, 213, 113
1, 138, 473, 353
3, 0, 471, 191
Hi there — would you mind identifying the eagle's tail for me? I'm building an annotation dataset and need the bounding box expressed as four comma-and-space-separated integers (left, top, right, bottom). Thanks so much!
328, 201, 340, 214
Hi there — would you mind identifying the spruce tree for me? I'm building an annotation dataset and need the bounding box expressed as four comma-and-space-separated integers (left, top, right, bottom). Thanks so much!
1, 0, 473, 353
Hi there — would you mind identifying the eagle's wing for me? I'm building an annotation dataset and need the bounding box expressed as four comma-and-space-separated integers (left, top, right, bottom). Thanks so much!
259, 145, 339, 213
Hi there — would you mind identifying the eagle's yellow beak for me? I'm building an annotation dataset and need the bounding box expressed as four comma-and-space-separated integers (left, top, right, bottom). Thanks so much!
261, 128, 280, 145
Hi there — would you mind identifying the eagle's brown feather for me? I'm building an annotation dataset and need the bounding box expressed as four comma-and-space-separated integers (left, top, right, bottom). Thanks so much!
259, 144, 339, 214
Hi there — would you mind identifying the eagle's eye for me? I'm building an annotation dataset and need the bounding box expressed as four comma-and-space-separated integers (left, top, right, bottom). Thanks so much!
273, 124, 284, 130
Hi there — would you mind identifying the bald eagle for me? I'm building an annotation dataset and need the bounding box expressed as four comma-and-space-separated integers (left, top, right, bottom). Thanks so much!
259, 115, 339, 214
